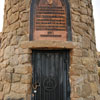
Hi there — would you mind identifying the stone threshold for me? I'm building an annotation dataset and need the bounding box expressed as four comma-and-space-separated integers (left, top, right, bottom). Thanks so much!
20, 40, 76, 50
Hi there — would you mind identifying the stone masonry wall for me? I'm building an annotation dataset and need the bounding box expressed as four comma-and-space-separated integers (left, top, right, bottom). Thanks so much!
0, 0, 100, 100
0, 0, 32, 99
70, 0, 100, 100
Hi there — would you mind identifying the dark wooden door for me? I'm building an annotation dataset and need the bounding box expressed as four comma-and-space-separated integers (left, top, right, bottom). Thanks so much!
31, 50, 70, 100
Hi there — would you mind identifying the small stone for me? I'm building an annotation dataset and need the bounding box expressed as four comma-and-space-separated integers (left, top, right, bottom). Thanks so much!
9, 12, 19, 24
1, 60, 10, 68
82, 49, 89, 57
19, 0, 26, 11
82, 57, 94, 66
98, 86, 100, 95
17, 28, 24, 36
90, 41, 96, 51
0, 49, 4, 57
90, 83, 98, 93
0, 84, 3, 91
80, 15, 90, 24
12, 74, 21, 83
10, 55, 19, 66
80, 7, 88, 15
21, 74, 32, 84
15, 48, 32, 55
88, 8, 92, 16
85, 96, 95, 100
10, 21, 20, 31
0, 74, 2, 81
11, 0, 19, 5
11, 83, 31, 93
12, 3, 19, 13
71, 49, 82, 57
82, 57, 89, 65
5, 73, 12, 83
72, 25, 85, 36
0, 92, 3, 100
0, 69, 6, 81
25, 0, 31, 8
22, 26, 29, 34
4, 46, 15, 59
4, 92, 25, 100
88, 74, 95, 82
6, 0, 11, 11
15, 64, 32, 74
82, 36, 90, 49
7, 9, 12, 20
72, 98, 84, 100
79, 22, 88, 31
95, 95, 100, 100
6, 67, 14, 73
3, 83, 10, 94
81, 84, 92, 97
10, 36, 18, 45
70, 67, 81, 76
71, 56, 82, 64
20, 12, 29, 22
72, 14, 80, 22
80, 1, 87, 7
18, 54, 31, 64
19, 35, 29, 42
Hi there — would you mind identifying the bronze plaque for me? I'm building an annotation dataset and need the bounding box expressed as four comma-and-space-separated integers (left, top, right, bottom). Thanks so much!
34, 0, 67, 41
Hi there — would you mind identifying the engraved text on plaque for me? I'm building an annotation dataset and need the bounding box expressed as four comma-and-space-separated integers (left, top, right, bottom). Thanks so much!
34, 0, 67, 41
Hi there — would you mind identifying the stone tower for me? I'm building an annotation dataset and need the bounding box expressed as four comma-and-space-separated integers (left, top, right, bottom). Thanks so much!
0, 0, 100, 100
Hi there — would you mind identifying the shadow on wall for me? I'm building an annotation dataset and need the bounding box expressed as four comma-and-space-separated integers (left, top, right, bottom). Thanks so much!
98, 60, 100, 67
97, 57, 100, 83
97, 52, 100, 83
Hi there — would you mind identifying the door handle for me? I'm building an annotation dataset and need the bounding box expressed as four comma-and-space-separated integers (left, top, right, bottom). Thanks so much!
32, 82, 40, 95
32, 82, 40, 90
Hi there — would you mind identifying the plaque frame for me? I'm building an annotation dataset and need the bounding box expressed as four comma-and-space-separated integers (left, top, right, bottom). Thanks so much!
30, 0, 72, 41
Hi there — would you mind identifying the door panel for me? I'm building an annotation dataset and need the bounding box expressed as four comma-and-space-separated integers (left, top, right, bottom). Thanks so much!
31, 50, 70, 100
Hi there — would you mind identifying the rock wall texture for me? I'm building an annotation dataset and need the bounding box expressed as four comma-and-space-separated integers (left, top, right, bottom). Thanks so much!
97, 52, 100, 64
97, 52, 100, 77
0, 0, 100, 100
